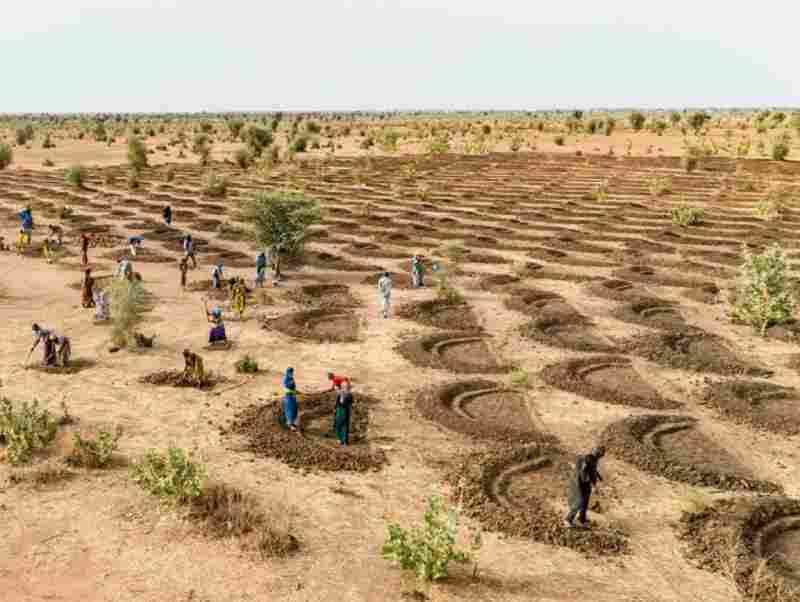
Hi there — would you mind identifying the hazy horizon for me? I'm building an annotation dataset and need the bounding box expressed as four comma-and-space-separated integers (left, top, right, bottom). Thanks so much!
3, 1, 799, 113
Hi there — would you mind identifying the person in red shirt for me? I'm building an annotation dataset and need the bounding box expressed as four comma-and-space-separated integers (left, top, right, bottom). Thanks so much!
327, 372, 349, 391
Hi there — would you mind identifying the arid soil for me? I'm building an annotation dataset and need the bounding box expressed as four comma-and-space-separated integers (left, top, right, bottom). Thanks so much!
2, 151, 800, 602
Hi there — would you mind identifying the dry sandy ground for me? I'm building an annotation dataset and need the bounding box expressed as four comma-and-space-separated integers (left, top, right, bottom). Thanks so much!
0, 153, 799, 602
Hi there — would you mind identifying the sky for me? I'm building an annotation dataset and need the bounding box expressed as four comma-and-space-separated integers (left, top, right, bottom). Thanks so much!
2, 0, 798, 113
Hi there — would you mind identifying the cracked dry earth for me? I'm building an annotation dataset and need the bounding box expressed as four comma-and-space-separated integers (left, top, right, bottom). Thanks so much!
2, 153, 800, 602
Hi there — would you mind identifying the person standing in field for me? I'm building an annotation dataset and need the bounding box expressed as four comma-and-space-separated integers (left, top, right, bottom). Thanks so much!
411, 255, 424, 288
179, 256, 189, 288
283, 367, 300, 432
565, 446, 606, 529
334, 381, 354, 446
378, 271, 392, 318
163, 205, 172, 226
211, 261, 224, 289
81, 268, 95, 308
255, 250, 267, 288
81, 233, 90, 266
183, 234, 197, 269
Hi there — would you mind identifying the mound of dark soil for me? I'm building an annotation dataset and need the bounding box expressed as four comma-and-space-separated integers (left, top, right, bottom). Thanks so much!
678, 497, 800, 601
396, 331, 509, 374
139, 369, 225, 390
266, 309, 360, 343
504, 287, 578, 318
303, 251, 382, 272
227, 391, 386, 472
415, 380, 556, 444
541, 356, 680, 409
599, 414, 780, 492
27, 358, 96, 375
621, 331, 766, 376
612, 297, 687, 330
397, 299, 480, 330
702, 379, 800, 435
585, 279, 646, 303
611, 265, 707, 289
683, 283, 721, 304
285, 284, 359, 309
446, 445, 629, 556
360, 272, 412, 289
520, 312, 616, 353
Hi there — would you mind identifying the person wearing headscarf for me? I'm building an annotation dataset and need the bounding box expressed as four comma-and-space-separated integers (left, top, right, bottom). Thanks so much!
334, 381, 354, 446
565, 446, 606, 529
283, 368, 299, 431
211, 262, 224, 289
255, 251, 267, 288
231, 277, 247, 320
81, 268, 95, 308
128, 236, 144, 257
411, 255, 424, 288
54, 334, 71, 367
163, 205, 172, 226
205, 301, 227, 344
377, 271, 392, 318
183, 234, 197, 269
93, 288, 109, 321
30, 324, 56, 367
18, 206, 33, 250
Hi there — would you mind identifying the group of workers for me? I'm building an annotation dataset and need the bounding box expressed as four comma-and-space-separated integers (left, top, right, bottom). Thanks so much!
282, 369, 354, 446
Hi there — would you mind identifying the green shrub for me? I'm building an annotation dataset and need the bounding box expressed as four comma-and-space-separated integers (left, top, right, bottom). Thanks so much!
67, 427, 122, 468
688, 111, 710, 133
289, 135, 309, 153
235, 355, 259, 374
772, 142, 790, 161
629, 112, 646, 131
241, 191, 321, 259
648, 175, 672, 197
234, 147, 251, 169
227, 119, 245, 139
756, 185, 792, 221
553, 135, 565, 146
127, 136, 148, 172
243, 126, 273, 157
109, 279, 146, 348
0, 398, 58, 465
382, 496, 470, 582
671, 205, 705, 226
131, 447, 205, 503
733, 244, 795, 335
64, 165, 85, 188
93, 122, 107, 142
203, 172, 228, 197
0, 143, 12, 169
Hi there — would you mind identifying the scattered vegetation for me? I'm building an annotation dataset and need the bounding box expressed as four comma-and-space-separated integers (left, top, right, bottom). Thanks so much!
203, 172, 228, 197
0, 398, 58, 465
108, 278, 147, 348
733, 244, 795, 335
382, 496, 472, 582
671, 205, 705, 227
131, 446, 205, 503
67, 427, 123, 468
64, 165, 85, 188
241, 191, 321, 259
127, 136, 148, 173
235, 355, 259, 374
0, 143, 12, 169
756, 185, 792, 221
648, 175, 672, 197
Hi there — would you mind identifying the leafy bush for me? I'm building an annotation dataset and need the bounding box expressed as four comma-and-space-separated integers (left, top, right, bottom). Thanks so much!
648, 175, 672, 197
131, 447, 205, 503
109, 278, 146, 348
64, 165, 85, 188
0, 143, 12, 170
192, 133, 212, 164
289, 135, 309, 153
227, 119, 245, 139
67, 427, 122, 468
243, 126, 273, 157
127, 136, 148, 172
733, 244, 795, 335
756, 185, 792, 221
671, 205, 705, 226
241, 191, 321, 259
0, 398, 58, 465
93, 122, 107, 142
203, 172, 228, 197
688, 111, 710, 133
772, 141, 790, 161
629, 111, 646, 131
235, 355, 259, 374
234, 147, 251, 169
382, 496, 470, 581
436, 274, 464, 305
